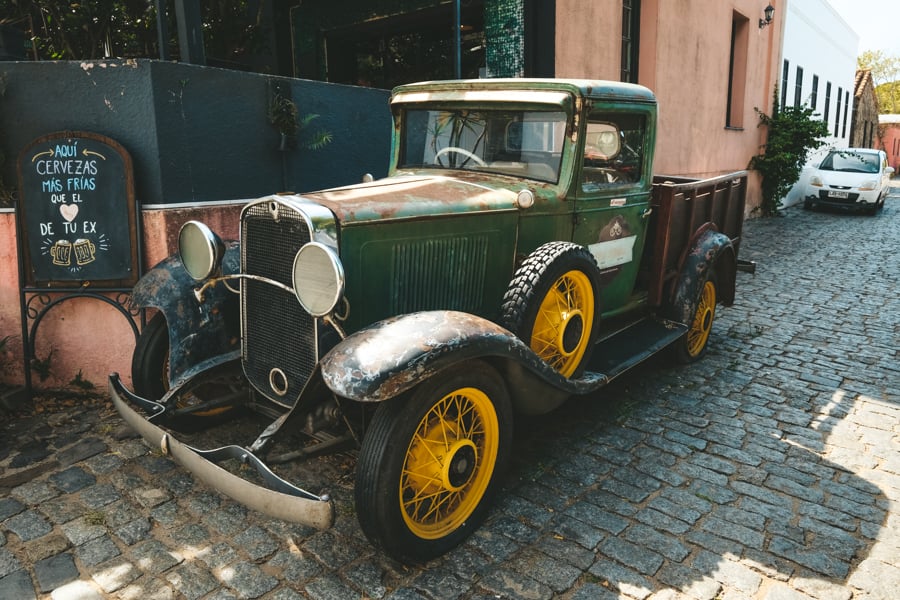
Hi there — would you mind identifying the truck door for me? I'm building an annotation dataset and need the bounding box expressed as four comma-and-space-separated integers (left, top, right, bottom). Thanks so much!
572, 110, 652, 315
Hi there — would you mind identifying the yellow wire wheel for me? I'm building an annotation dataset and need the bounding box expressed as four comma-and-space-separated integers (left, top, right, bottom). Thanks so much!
500, 242, 601, 378
686, 279, 716, 358
529, 269, 595, 377
671, 271, 718, 364
355, 360, 512, 563
399, 385, 498, 538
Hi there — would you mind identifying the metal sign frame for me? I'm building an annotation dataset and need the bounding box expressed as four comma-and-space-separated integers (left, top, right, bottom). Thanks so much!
15, 131, 143, 396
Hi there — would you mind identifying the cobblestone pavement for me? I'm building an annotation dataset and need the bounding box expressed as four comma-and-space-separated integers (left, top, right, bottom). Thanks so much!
2, 186, 899, 600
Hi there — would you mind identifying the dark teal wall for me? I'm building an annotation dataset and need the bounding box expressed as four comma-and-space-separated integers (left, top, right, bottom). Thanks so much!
0, 60, 392, 205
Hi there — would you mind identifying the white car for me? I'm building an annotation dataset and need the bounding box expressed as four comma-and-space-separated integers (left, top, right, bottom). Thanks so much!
804, 148, 894, 214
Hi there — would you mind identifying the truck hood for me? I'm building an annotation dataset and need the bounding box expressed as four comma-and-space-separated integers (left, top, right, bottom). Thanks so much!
304, 173, 524, 225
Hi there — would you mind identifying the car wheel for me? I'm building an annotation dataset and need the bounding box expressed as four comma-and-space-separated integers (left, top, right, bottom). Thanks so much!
132, 312, 171, 401
671, 272, 717, 364
132, 313, 238, 428
803, 199, 813, 210
500, 242, 601, 378
355, 360, 513, 564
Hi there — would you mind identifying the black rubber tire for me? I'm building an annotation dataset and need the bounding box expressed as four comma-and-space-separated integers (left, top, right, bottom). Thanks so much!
803, 200, 813, 210
131, 312, 169, 400
671, 271, 717, 364
131, 312, 238, 429
500, 241, 601, 378
355, 360, 513, 564
866, 203, 878, 216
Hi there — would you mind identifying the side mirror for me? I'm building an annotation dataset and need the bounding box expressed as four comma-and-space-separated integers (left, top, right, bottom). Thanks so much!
584, 123, 621, 160
886, 166, 895, 176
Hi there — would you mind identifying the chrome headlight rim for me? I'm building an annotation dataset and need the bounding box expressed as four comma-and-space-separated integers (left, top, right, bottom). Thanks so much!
292, 242, 345, 317
178, 221, 224, 281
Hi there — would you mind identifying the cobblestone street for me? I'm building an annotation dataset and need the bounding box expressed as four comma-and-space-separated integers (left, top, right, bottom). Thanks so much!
2, 186, 899, 600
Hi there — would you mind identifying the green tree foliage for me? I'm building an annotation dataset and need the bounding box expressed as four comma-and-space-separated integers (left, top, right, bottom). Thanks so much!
858, 50, 900, 113
874, 82, 900, 115
751, 91, 829, 217
1, 1, 267, 63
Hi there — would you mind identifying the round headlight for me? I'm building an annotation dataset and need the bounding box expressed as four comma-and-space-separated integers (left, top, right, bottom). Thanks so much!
517, 189, 535, 209
292, 242, 345, 317
178, 221, 224, 281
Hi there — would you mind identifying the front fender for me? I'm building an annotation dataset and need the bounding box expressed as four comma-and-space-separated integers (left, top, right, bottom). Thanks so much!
320, 311, 608, 414
132, 242, 241, 387
668, 227, 736, 325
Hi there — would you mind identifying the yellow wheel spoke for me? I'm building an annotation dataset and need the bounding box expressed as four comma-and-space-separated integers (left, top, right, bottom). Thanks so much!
529, 270, 594, 377
403, 486, 460, 523
686, 280, 716, 357
400, 386, 500, 539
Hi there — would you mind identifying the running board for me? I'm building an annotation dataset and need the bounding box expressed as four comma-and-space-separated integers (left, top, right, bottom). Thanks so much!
584, 318, 688, 383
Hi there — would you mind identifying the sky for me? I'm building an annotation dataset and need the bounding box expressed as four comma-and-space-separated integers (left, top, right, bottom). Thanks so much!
827, 0, 900, 58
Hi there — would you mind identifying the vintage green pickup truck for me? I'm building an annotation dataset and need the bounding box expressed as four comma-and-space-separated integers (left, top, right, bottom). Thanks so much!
109, 78, 749, 563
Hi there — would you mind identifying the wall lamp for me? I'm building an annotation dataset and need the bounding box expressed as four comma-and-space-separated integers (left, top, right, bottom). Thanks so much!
759, 4, 775, 28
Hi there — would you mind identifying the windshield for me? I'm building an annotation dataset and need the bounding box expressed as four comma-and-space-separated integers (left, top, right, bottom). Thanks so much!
399, 108, 568, 183
819, 151, 880, 174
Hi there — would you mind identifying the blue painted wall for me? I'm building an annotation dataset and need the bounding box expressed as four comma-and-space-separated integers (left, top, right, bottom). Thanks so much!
0, 59, 392, 205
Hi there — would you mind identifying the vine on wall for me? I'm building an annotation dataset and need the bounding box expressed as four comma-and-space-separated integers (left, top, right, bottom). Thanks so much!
750, 89, 829, 217
267, 92, 332, 152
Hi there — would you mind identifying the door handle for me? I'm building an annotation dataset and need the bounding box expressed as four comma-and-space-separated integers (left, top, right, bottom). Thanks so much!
641, 208, 653, 219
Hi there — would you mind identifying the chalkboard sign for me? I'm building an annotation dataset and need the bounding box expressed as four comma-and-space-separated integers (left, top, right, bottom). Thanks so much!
17, 131, 139, 288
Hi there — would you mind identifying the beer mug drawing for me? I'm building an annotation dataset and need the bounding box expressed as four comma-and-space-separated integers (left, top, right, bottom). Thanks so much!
50, 240, 72, 266
74, 238, 96, 266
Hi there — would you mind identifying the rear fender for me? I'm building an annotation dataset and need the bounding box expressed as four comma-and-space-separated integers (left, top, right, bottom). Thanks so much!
132, 242, 241, 387
668, 226, 736, 325
320, 310, 608, 415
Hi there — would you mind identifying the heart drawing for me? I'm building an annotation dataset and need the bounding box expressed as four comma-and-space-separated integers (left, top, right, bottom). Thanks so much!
60, 204, 79, 222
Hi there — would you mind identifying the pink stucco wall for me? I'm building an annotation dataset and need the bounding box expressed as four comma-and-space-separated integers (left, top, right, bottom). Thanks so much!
554, 2, 622, 81
555, 0, 783, 211
0, 211, 23, 386
879, 123, 900, 173
0, 203, 242, 392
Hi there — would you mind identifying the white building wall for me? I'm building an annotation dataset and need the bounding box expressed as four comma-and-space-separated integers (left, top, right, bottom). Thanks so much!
781, 0, 859, 206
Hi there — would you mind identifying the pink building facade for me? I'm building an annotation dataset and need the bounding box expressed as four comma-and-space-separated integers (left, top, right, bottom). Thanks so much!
879, 115, 900, 173
554, 0, 783, 191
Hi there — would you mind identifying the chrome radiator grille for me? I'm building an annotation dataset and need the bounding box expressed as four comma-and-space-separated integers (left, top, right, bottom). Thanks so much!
241, 201, 316, 405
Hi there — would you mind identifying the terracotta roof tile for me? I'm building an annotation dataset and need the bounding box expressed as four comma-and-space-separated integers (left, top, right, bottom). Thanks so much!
854, 69, 872, 99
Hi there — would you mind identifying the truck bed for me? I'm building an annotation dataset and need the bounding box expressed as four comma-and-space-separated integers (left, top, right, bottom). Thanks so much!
643, 171, 748, 306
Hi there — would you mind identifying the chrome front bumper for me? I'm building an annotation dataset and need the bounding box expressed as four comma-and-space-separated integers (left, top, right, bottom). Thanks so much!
108, 373, 334, 529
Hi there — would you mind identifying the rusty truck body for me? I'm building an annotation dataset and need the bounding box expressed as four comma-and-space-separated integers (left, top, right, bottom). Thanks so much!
110, 78, 749, 563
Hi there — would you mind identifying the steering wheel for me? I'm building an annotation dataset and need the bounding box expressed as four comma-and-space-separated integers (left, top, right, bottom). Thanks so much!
599, 168, 623, 183
434, 146, 486, 167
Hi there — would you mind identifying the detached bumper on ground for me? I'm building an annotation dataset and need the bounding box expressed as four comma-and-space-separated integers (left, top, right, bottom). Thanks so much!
108, 373, 335, 529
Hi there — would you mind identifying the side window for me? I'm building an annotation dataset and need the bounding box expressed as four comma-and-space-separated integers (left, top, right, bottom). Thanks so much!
581, 112, 645, 192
